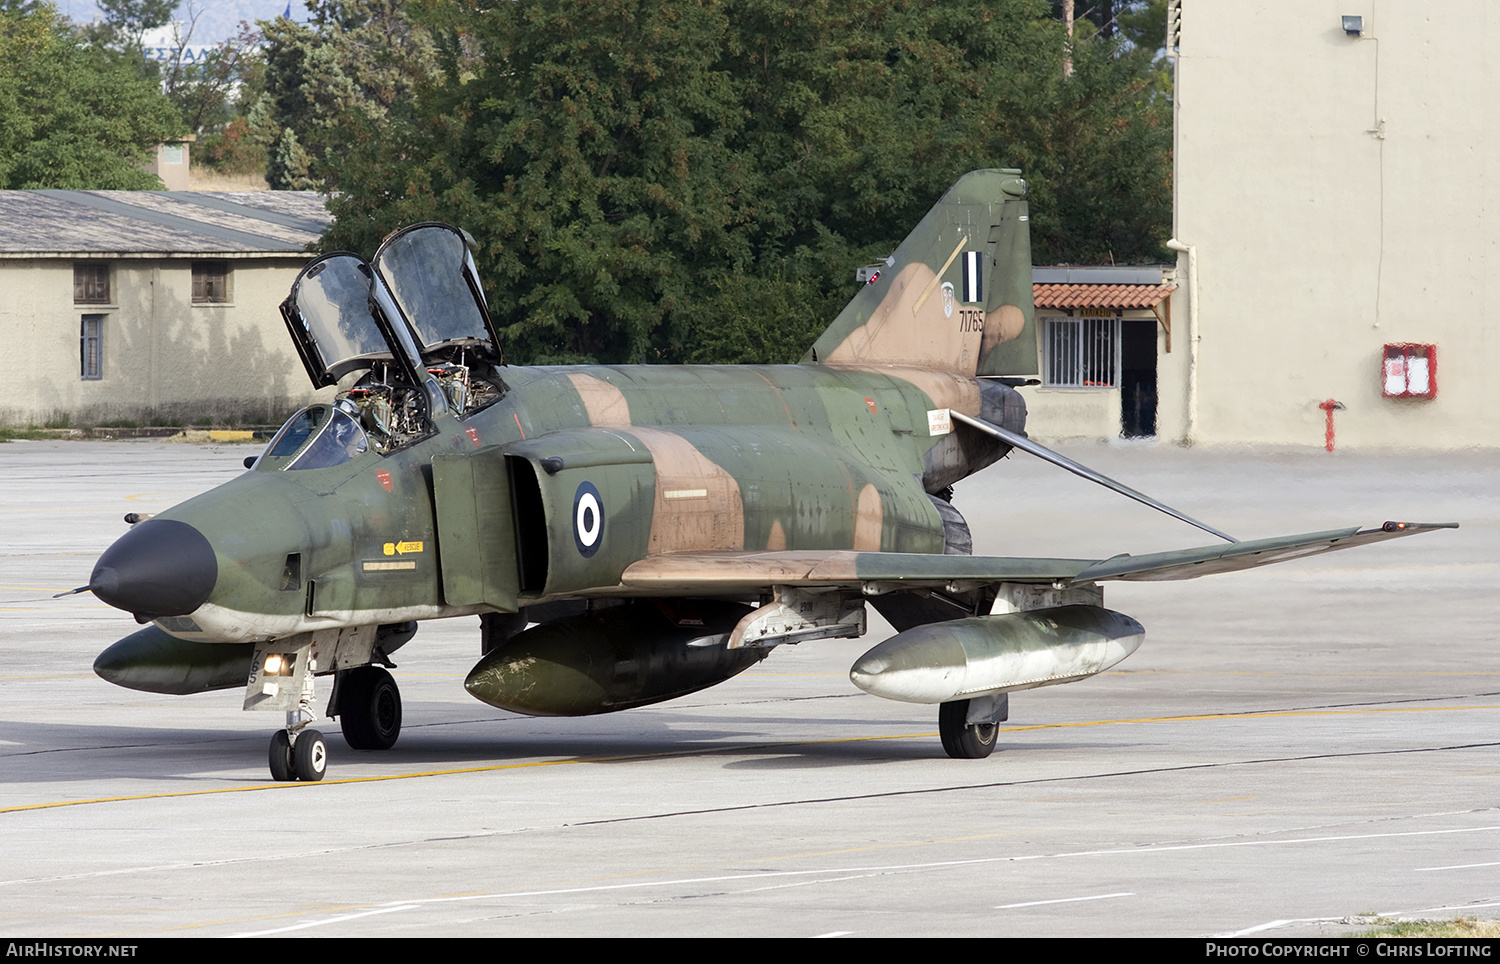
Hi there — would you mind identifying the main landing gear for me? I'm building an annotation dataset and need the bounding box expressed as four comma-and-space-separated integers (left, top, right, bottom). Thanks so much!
938, 695, 1007, 759
336, 665, 403, 750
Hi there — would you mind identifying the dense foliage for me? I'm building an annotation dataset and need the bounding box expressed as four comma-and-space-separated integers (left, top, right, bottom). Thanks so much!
267, 0, 1172, 365
252, 1, 438, 190
0, 2, 183, 189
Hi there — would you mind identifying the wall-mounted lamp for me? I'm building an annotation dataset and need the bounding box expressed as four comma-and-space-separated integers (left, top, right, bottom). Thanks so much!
1342, 15, 1363, 36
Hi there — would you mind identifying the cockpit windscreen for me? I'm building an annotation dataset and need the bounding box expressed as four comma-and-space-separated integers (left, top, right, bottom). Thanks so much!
261, 405, 370, 471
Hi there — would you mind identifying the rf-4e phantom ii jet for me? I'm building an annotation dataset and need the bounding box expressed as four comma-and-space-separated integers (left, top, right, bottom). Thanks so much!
83, 170, 1454, 781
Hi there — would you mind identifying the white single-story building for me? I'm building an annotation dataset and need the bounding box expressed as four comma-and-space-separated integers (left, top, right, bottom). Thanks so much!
0, 190, 329, 428
1024, 266, 1176, 441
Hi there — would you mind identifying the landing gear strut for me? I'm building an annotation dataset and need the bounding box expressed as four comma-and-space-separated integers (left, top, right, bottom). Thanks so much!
252, 643, 328, 781
250, 632, 408, 782
337, 665, 402, 750
938, 697, 1004, 759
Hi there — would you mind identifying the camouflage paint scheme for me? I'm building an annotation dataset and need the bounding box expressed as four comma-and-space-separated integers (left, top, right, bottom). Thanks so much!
86, 171, 1453, 773
102, 172, 1033, 634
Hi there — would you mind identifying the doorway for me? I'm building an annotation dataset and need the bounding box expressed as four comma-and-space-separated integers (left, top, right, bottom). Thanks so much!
1120, 319, 1157, 438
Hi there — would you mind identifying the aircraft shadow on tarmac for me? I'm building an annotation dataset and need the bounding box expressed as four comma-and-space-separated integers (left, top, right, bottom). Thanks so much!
4, 699, 1162, 787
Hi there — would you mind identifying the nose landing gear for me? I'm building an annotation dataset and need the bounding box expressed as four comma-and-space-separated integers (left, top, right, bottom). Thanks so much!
269, 725, 328, 782
248, 626, 411, 781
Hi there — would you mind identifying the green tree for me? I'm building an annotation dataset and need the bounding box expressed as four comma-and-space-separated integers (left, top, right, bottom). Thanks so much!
326, 0, 753, 363
78, 1, 269, 179
1004, 4, 1172, 263
253, 0, 438, 191
161, 15, 263, 139
0, 2, 183, 189
321, 0, 1172, 364
92, 0, 176, 52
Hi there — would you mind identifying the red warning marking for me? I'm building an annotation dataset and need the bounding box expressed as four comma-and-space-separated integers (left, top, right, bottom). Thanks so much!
375, 470, 392, 491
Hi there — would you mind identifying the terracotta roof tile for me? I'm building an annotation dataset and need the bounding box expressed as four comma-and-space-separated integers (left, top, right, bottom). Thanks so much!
1033, 282, 1175, 310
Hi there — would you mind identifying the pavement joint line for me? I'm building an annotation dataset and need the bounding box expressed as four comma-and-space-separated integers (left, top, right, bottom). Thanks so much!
996, 891, 1134, 909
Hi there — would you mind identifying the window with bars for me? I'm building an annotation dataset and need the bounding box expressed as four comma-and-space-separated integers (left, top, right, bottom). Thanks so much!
74, 264, 110, 305
192, 262, 231, 303
1043, 316, 1120, 388
80, 315, 103, 380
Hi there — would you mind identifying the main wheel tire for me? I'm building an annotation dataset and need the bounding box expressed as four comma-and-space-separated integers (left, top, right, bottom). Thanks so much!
338, 666, 402, 750
269, 729, 294, 781
939, 699, 998, 759
293, 729, 328, 781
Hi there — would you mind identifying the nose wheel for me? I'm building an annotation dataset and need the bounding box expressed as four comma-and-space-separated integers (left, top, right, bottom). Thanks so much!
269, 729, 293, 781
268, 727, 328, 781
249, 639, 335, 781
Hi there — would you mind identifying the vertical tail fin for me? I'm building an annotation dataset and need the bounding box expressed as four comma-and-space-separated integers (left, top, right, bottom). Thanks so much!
804, 169, 1036, 377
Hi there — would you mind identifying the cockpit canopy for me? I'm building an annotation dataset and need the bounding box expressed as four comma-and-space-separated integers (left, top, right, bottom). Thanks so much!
282, 256, 396, 385
372, 224, 495, 357
277, 223, 508, 456
280, 223, 503, 390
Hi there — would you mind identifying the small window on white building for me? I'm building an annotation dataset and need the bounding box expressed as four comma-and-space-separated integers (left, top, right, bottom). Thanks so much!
192, 262, 231, 303
81, 315, 103, 380
1043, 316, 1120, 388
74, 264, 110, 305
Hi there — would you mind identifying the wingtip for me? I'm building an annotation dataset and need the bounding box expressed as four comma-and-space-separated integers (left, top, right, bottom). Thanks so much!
1379, 521, 1460, 532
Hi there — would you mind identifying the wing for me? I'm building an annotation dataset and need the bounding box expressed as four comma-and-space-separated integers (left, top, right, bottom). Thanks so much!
1069, 521, 1456, 582
620, 522, 1457, 595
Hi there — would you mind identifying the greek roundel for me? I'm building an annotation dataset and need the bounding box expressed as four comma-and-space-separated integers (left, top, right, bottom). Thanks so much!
573, 481, 603, 557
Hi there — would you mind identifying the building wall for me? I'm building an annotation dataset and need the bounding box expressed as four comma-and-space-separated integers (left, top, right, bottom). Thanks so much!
1024, 384, 1122, 440
0, 257, 317, 427
1170, 0, 1500, 449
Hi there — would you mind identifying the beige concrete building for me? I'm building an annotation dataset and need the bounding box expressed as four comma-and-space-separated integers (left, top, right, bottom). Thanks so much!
1164, 0, 1497, 449
0, 191, 329, 428
1032, 1, 1498, 449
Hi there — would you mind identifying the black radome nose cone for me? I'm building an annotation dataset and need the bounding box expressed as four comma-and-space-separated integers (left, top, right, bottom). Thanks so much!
90, 519, 217, 618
